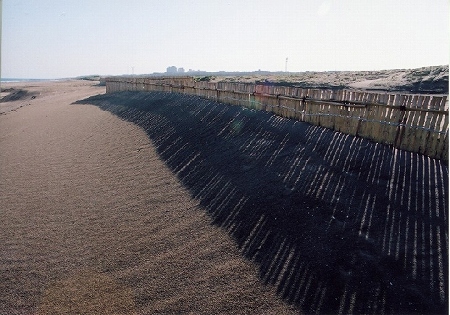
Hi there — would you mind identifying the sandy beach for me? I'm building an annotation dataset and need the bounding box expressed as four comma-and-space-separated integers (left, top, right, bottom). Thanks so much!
1, 79, 447, 314
0, 80, 297, 314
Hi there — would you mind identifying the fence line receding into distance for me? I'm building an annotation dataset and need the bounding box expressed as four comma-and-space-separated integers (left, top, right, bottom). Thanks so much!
105, 76, 448, 161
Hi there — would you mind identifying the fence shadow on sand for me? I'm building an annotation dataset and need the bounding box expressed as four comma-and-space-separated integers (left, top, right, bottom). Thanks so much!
74, 91, 448, 314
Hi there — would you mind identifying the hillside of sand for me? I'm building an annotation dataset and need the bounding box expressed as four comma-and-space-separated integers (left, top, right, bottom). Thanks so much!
208, 65, 449, 94
0, 80, 297, 314
1, 79, 447, 314
109, 65, 448, 94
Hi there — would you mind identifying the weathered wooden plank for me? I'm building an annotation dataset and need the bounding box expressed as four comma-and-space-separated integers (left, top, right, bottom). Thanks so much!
361, 94, 376, 138
106, 77, 448, 160
359, 105, 374, 139
306, 100, 316, 126
327, 103, 337, 129
416, 111, 430, 155
442, 132, 448, 160
394, 95, 409, 147
278, 97, 286, 117
408, 106, 423, 154
309, 101, 319, 126
429, 96, 441, 110
430, 111, 446, 158
318, 103, 328, 129
380, 94, 395, 145
338, 105, 350, 135
292, 99, 301, 121
371, 104, 385, 143
436, 114, 449, 159
348, 106, 363, 136
424, 109, 441, 156
399, 108, 416, 152
386, 94, 400, 145
396, 95, 413, 149
286, 98, 297, 119
439, 95, 448, 111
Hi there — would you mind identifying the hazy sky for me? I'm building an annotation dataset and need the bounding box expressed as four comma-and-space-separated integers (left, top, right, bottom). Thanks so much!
2, 0, 449, 79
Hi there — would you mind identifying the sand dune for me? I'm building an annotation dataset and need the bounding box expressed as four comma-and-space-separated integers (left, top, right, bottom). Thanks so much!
0, 80, 297, 314
76, 89, 448, 314
206, 65, 449, 94
1, 80, 447, 314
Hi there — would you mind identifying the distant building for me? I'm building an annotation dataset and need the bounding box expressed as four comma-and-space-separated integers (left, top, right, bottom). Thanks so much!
166, 66, 177, 74
178, 67, 185, 73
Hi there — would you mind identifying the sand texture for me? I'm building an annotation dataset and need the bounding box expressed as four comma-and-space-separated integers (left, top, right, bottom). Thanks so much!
1, 80, 448, 314
142, 65, 448, 94
0, 80, 297, 314
77, 89, 448, 314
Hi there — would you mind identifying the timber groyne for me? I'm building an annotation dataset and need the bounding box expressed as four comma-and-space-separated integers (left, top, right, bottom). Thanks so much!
105, 76, 448, 160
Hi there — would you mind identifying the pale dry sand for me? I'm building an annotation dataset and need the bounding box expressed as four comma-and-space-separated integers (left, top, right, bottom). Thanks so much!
0, 80, 298, 314
207, 65, 449, 93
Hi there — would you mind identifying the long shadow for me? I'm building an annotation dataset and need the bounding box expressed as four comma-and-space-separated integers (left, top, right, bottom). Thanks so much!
74, 91, 448, 314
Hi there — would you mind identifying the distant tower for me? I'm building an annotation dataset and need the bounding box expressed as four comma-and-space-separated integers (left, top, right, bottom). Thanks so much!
285, 57, 288, 72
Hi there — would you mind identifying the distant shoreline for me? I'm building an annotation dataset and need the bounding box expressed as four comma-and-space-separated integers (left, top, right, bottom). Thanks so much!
1, 78, 63, 83
3, 64, 448, 93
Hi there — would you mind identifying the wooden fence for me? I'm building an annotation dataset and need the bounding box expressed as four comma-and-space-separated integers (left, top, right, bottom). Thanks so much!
106, 76, 448, 161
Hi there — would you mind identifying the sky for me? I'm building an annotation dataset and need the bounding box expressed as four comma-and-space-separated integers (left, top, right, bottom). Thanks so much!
1, 0, 449, 79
